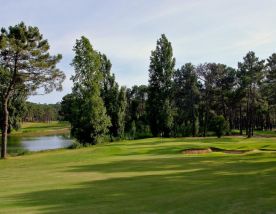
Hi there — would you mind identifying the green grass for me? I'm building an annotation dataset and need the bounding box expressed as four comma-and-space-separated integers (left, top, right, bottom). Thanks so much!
231, 129, 276, 137
254, 130, 276, 137
1, 136, 276, 213
11, 121, 70, 136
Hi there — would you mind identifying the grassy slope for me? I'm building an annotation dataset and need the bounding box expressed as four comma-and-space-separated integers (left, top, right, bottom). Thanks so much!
1, 137, 276, 213
10, 121, 70, 136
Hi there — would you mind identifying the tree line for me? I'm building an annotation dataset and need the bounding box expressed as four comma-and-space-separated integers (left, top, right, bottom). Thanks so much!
23, 102, 61, 122
60, 34, 276, 144
149, 35, 276, 138
0, 100, 61, 134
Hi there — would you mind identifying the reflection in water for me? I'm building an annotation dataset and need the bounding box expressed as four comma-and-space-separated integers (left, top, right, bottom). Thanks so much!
6, 134, 73, 154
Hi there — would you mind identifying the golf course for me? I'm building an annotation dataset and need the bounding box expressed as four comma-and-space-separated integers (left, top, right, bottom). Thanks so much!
1, 135, 276, 213
1, 3, 276, 213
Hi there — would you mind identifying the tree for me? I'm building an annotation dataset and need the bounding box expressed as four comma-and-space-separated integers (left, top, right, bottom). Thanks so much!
196, 63, 217, 137
99, 54, 122, 139
197, 63, 236, 136
125, 85, 149, 138
266, 54, 276, 105
70, 36, 110, 145
209, 64, 236, 130
210, 115, 229, 138
173, 63, 200, 137
237, 51, 265, 137
23, 102, 61, 122
117, 87, 127, 138
59, 93, 75, 122
0, 22, 65, 158
262, 53, 276, 130
147, 34, 175, 137
0, 91, 27, 133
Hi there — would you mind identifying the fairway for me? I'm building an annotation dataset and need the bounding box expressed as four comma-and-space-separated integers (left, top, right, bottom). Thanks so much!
1, 137, 276, 213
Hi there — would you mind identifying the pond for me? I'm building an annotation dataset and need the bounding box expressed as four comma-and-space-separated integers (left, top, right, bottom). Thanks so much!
6, 134, 73, 155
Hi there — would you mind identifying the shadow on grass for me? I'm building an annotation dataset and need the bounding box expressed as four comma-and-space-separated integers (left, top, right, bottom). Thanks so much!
66, 154, 276, 174
9, 155, 276, 214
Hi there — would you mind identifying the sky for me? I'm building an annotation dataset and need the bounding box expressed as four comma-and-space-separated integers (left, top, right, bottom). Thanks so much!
1, 0, 276, 103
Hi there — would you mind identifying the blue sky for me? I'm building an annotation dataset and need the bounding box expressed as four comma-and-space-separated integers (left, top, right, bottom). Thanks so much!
1, 0, 276, 103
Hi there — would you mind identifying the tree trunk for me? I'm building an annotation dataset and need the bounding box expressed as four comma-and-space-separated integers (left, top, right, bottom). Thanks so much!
246, 88, 252, 138
248, 100, 253, 138
266, 114, 270, 130
1, 98, 9, 159
246, 99, 249, 137
239, 104, 243, 135
1, 52, 18, 159
191, 94, 196, 137
192, 110, 195, 137
203, 110, 208, 137
248, 109, 252, 138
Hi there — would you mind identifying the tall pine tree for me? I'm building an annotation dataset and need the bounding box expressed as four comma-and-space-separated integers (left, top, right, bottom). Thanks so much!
0, 22, 65, 158
237, 51, 265, 137
173, 63, 200, 137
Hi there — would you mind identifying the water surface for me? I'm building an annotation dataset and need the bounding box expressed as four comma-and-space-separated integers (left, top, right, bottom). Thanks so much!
6, 134, 73, 154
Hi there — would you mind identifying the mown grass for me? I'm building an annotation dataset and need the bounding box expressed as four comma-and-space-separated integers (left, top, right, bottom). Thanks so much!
1, 136, 276, 213
10, 121, 70, 137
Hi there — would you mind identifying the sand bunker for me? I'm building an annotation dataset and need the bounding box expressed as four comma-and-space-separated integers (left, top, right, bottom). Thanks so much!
182, 147, 249, 154
181, 148, 212, 154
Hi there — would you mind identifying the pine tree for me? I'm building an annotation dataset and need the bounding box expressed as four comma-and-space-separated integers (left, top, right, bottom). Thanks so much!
196, 63, 217, 137
125, 85, 148, 137
173, 63, 200, 137
237, 51, 265, 137
0, 22, 65, 158
266, 53, 276, 104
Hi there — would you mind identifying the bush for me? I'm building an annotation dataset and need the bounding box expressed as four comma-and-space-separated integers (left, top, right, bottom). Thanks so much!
210, 115, 229, 138
68, 140, 83, 149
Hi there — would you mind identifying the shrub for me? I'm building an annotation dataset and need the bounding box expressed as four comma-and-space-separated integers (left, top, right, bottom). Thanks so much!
210, 115, 229, 138
68, 140, 82, 149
